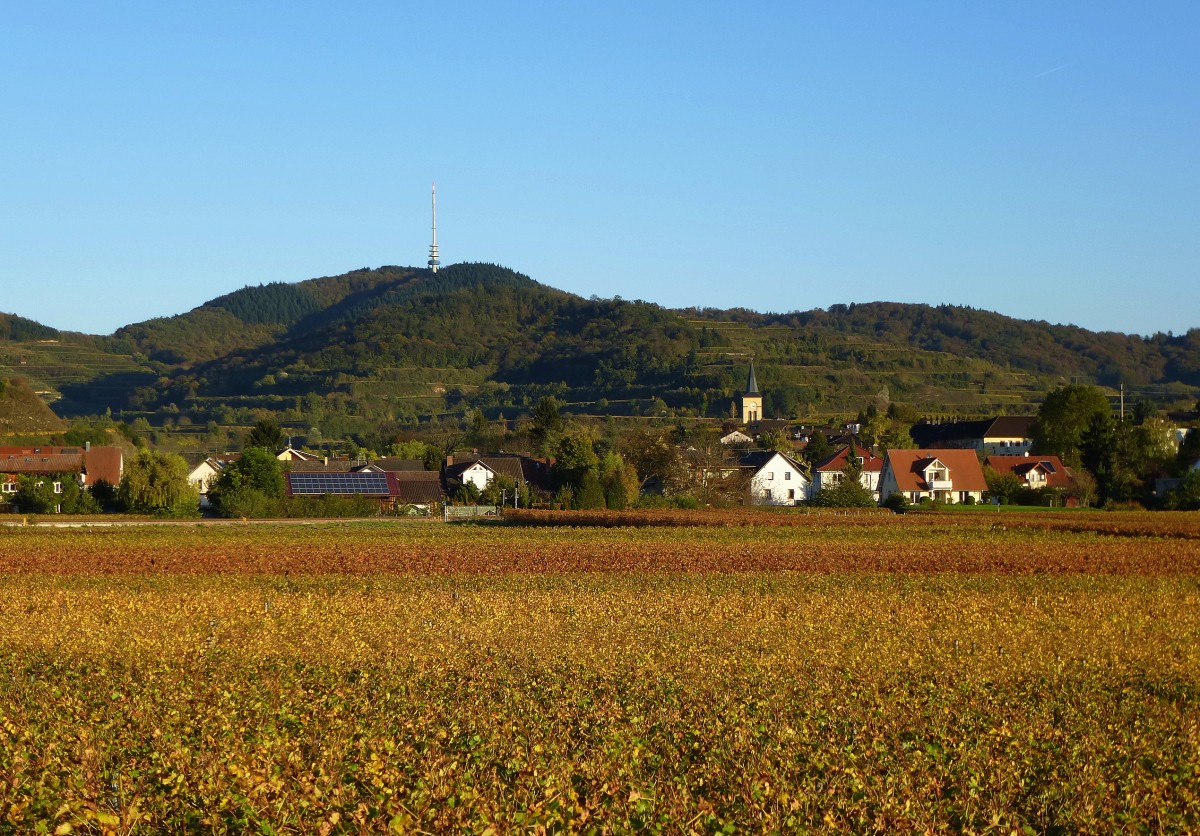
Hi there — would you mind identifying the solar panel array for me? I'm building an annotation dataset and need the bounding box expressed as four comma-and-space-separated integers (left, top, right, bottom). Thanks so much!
288, 472, 391, 495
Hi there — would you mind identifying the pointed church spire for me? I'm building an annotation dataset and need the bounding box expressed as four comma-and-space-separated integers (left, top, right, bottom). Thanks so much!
739, 359, 763, 423
745, 359, 760, 396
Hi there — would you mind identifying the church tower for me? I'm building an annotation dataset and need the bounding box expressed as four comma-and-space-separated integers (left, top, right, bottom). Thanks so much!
740, 360, 763, 424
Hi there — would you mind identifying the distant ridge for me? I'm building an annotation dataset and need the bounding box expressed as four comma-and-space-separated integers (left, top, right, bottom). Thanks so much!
1, 263, 1198, 426
0, 312, 61, 342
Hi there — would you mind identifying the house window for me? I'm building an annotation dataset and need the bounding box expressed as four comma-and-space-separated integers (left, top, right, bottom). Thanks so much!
53, 482, 63, 494
1, 482, 15, 494
784, 472, 791, 481
768, 471, 775, 480
788, 489, 795, 500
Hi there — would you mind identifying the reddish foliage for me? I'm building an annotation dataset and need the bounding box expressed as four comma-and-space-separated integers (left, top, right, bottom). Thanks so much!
2, 514, 1199, 576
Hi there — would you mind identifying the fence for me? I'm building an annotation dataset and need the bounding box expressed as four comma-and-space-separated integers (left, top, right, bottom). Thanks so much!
444, 505, 499, 519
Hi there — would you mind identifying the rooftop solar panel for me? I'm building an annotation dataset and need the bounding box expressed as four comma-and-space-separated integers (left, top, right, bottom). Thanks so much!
288, 472, 392, 495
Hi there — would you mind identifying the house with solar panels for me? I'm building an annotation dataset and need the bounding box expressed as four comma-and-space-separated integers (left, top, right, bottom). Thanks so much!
283, 460, 448, 510
284, 469, 445, 513
984, 454, 1081, 506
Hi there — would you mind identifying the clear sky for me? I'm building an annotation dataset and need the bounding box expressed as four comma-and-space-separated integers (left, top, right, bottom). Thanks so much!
2, 2, 1197, 337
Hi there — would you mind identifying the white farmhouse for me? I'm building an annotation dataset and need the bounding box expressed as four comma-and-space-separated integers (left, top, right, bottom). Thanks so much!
740, 450, 809, 506
812, 445, 885, 502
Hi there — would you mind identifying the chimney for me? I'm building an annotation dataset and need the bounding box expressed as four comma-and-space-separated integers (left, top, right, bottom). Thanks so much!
446, 455, 454, 466
323, 456, 328, 466
85, 441, 91, 452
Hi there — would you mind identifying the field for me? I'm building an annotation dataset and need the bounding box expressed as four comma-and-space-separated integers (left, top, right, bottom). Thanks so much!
1, 512, 1198, 833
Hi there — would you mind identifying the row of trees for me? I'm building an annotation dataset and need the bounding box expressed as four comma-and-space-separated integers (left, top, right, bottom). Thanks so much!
1031, 384, 1198, 507
527, 398, 642, 510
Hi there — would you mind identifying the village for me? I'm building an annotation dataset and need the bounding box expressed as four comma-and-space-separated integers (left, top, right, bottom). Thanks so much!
4, 363, 1198, 518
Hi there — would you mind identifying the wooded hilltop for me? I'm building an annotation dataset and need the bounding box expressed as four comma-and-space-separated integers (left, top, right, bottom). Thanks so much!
2, 263, 1198, 449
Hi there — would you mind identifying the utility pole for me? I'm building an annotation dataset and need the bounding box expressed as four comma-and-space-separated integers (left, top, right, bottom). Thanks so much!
1120, 383, 1125, 420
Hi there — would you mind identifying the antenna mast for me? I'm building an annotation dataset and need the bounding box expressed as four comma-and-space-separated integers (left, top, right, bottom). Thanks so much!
427, 182, 440, 273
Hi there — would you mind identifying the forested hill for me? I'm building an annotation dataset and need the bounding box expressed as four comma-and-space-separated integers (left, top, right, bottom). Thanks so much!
2, 263, 1199, 427
104, 266, 425, 364
0, 313, 62, 342
688, 303, 1200, 389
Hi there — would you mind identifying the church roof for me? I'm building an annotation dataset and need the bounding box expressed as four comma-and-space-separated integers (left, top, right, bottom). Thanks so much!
745, 361, 760, 396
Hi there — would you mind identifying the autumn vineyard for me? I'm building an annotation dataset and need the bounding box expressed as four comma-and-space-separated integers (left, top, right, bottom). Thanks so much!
1, 511, 1198, 833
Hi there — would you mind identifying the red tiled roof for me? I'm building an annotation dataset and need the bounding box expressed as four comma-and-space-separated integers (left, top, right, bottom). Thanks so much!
814, 445, 884, 473
0, 445, 122, 486
0, 445, 79, 457
985, 455, 1075, 489
82, 447, 123, 486
884, 449, 987, 492
0, 453, 83, 475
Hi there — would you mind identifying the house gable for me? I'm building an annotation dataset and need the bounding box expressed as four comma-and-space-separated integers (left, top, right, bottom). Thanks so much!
741, 450, 809, 505
880, 448, 987, 504
813, 445, 884, 499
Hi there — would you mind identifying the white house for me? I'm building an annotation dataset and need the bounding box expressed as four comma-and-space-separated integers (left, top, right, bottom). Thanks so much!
187, 454, 240, 508
741, 450, 809, 506
445, 459, 497, 494
878, 449, 988, 505
812, 446, 884, 502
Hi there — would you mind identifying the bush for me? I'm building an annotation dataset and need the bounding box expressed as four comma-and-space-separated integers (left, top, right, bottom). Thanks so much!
1163, 470, 1200, 510
282, 495, 380, 518
214, 488, 284, 519
882, 492, 910, 513
811, 479, 878, 508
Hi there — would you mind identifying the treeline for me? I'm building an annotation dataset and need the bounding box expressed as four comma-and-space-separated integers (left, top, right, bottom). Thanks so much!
209, 281, 321, 325
694, 302, 1200, 387
0, 313, 60, 342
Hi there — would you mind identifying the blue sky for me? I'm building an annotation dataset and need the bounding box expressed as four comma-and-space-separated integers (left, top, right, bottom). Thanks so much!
2, 2, 1196, 336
